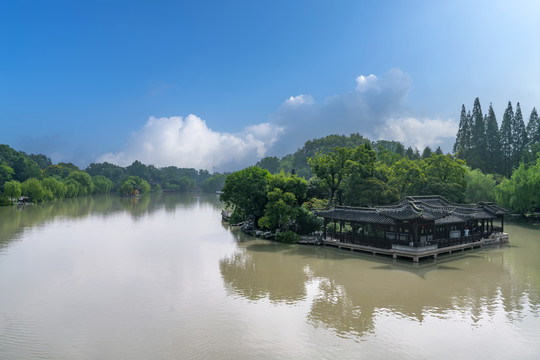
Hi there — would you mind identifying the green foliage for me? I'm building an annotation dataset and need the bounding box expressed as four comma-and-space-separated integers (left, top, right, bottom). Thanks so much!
21, 178, 45, 203
343, 177, 399, 207
309, 147, 355, 207
65, 179, 80, 198
465, 168, 496, 203
0, 195, 11, 206
295, 205, 322, 234
126, 160, 150, 179
92, 175, 114, 194
85, 162, 127, 184
388, 158, 425, 196
67, 171, 94, 196
269, 172, 308, 205
3, 180, 22, 200
28, 154, 52, 169
119, 176, 151, 196
220, 166, 271, 220
201, 173, 227, 193
42, 177, 68, 199
0, 164, 15, 188
255, 156, 280, 174
419, 155, 467, 202
258, 188, 298, 231
274, 230, 299, 244
229, 210, 246, 224
494, 154, 540, 214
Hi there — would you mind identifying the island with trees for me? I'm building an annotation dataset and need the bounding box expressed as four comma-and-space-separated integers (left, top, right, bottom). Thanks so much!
1, 97, 539, 234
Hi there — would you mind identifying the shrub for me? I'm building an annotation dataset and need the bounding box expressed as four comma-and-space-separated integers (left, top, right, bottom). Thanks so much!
229, 210, 245, 224
0, 195, 12, 206
275, 230, 299, 244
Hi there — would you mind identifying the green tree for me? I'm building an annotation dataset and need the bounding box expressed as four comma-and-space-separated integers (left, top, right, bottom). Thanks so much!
500, 101, 514, 176
67, 171, 94, 196
485, 103, 501, 173
255, 156, 280, 174
119, 176, 151, 195
527, 107, 540, 146
85, 162, 127, 184
269, 172, 309, 205
28, 154, 52, 169
389, 158, 425, 197
92, 175, 114, 194
65, 179, 80, 198
464, 168, 496, 203
42, 177, 68, 199
454, 104, 472, 153
471, 98, 487, 163
343, 177, 399, 206
0, 164, 15, 188
421, 146, 433, 159
257, 188, 299, 231
3, 180, 22, 201
420, 155, 467, 203
126, 160, 151, 181
309, 147, 354, 208
220, 166, 271, 220
13, 156, 41, 181
512, 102, 528, 168
201, 173, 227, 193
21, 178, 45, 203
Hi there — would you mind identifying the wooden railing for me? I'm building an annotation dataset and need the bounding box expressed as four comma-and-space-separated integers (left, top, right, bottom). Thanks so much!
329, 232, 484, 250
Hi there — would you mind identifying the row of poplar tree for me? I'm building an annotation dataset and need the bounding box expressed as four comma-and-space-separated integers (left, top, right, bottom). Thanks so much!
453, 98, 540, 176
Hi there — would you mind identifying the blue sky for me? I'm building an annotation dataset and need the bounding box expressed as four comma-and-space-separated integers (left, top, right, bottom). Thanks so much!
1, 0, 540, 171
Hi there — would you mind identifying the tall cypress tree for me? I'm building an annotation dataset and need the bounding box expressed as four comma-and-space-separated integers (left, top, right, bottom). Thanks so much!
471, 98, 486, 147
512, 102, 528, 168
453, 105, 468, 153
466, 98, 487, 170
485, 103, 501, 173
526, 107, 540, 145
500, 101, 514, 176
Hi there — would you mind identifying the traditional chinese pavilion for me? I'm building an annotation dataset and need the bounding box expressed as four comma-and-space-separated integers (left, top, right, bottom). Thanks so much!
315, 196, 508, 261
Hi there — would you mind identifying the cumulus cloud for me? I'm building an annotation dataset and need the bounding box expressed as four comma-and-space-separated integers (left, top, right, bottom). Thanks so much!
98, 115, 283, 171
284, 94, 315, 106
376, 117, 458, 150
269, 68, 457, 155
97, 68, 458, 171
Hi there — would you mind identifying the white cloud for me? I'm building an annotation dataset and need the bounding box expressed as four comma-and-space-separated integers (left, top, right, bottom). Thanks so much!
376, 117, 458, 150
355, 74, 379, 92
98, 115, 282, 171
284, 94, 315, 106
97, 68, 458, 171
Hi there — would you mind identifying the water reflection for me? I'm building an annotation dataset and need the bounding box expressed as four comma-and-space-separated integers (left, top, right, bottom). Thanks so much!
220, 241, 309, 303
0, 193, 223, 252
221, 226, 540, 340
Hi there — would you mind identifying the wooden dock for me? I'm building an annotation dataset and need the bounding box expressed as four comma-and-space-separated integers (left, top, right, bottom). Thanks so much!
322, 233, 509, 262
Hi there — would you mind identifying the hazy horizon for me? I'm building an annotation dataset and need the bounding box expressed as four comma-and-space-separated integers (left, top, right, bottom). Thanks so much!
2, 1, 540, 171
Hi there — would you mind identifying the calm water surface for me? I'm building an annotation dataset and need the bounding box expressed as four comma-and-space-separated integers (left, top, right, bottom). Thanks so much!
0, 194, 539, 359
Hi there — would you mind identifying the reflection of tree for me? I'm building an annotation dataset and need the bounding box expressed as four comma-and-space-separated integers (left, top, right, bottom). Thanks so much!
220, 231, 540, 340
220, 242, 308, 303
0, 193, 219, 251
308, 278, 374, 337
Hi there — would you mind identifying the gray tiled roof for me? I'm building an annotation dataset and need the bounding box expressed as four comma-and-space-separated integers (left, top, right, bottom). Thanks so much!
315, 196, 508, 224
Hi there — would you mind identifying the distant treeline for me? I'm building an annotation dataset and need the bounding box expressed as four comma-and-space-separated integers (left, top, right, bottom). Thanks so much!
2, 96, 540, 213
0, 144, 227, 205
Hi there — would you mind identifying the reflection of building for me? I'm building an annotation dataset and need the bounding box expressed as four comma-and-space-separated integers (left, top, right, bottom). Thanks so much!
315, 196, 508, 262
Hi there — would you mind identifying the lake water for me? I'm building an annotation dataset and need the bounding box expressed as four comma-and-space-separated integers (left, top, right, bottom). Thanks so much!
0, 193, 539, 359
